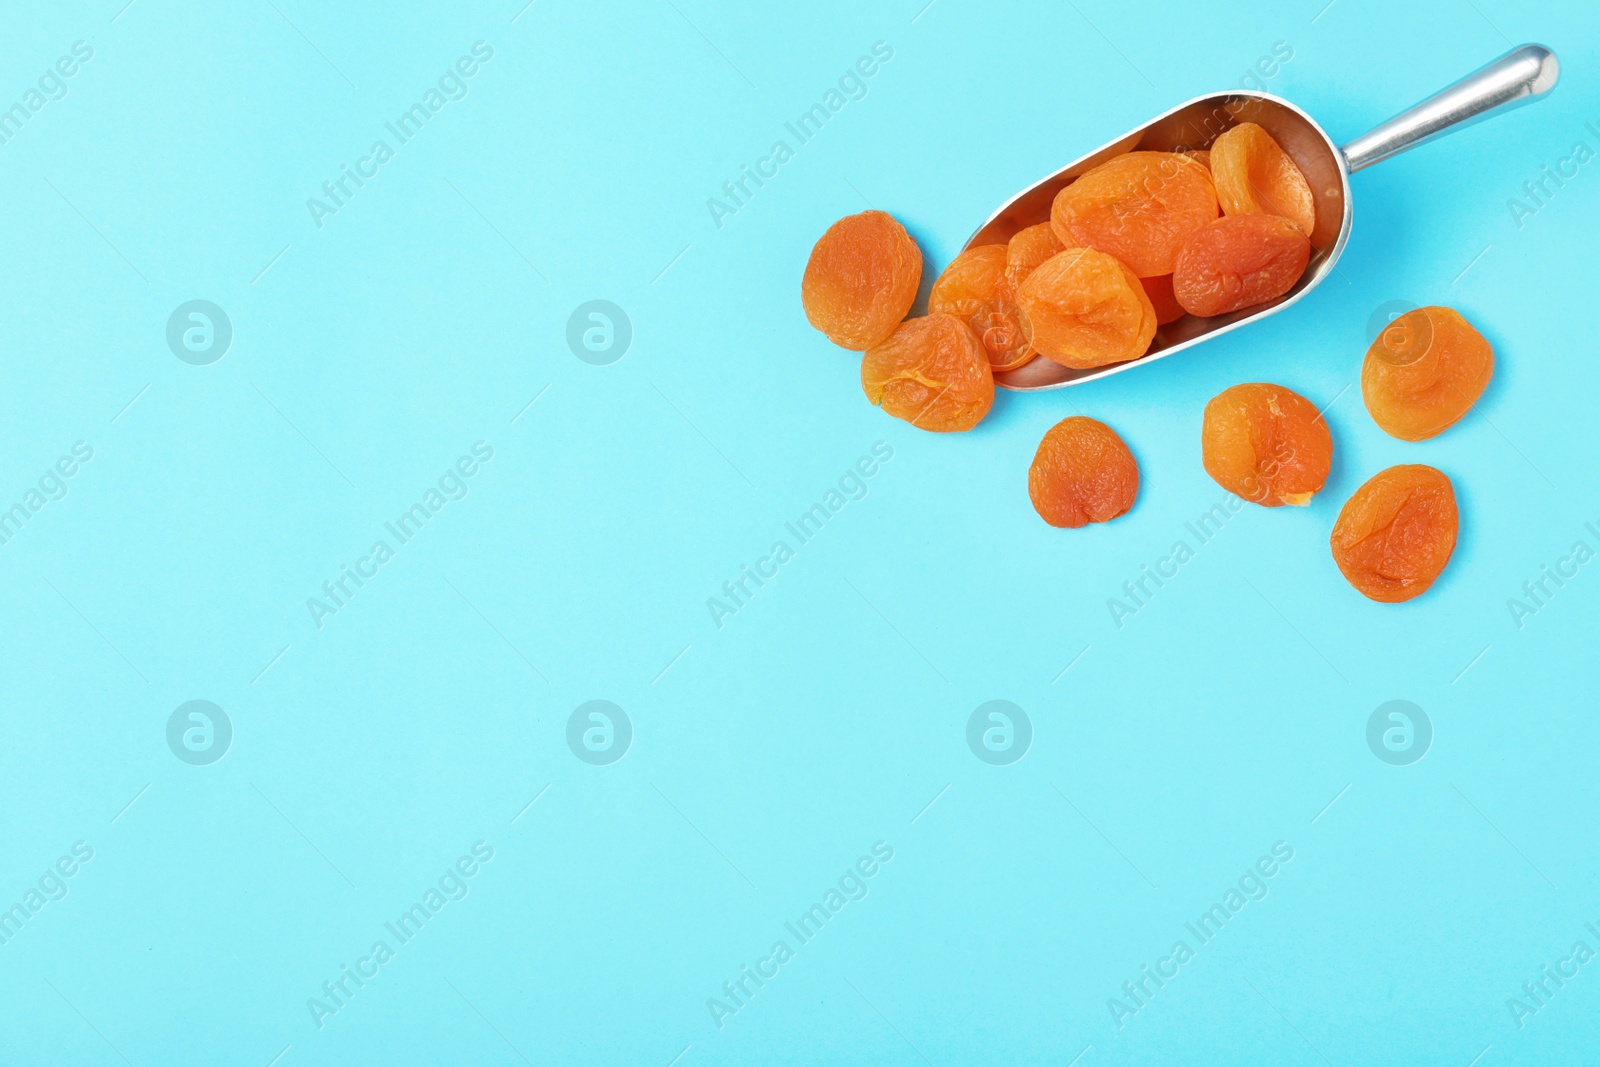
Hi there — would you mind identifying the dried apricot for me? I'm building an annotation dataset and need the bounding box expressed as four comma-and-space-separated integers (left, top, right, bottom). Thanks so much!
802, 210, 921, 350
968, 302, 1033, 372
1361, 306, 1493, 441
930, 245, 1033, 372
929, 244, 1006, 317
1210, 122, 1316, 236
861, 314, 993, 432
1180, 149, 1211, 170
1330, 465, 1458, 602
1050, 152, 1218, 277
1201, 383, 1332, 506
1003, 222, 1067, 298
1028, 416, 1140, 528
1139, 274, 1186, 325
1171, 214, 1310, 317
1016, 248, 1157, 369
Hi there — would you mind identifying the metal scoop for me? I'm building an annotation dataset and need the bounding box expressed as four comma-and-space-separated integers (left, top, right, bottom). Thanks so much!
970, 44, 1560, 391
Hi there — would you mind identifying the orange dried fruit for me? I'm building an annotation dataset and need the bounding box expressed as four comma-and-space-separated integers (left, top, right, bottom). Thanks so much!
1028, 416, 1140, 528
1201, 383, 1332, 506
861, 314, 993, 432
1361, 306, 1493, 441
802, 210, 921, 350
1050, 152, 1219, 277
1180, 149, 1211, 170
1139, 274, 1186, 325
1210, 122, 1316, 236
1002, 222, 1067, 298
1016, 248, 1157, 369
1330, 464, 1458, 602
968, 302, 1033, 372
1172, 214, 1310, 317
929, 244, 1006, 317
930, 245, 1033, 373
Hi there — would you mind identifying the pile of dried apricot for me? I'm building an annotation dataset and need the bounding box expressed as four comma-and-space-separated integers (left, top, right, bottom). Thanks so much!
796, 119, 1500, 608
800, 122, 1320, 433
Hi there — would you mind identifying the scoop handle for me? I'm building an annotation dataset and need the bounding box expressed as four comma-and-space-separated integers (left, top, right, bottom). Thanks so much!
1340, 44, 1559, 173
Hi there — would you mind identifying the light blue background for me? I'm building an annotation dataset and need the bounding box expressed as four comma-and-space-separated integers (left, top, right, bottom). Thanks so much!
1, 0, 1597, 1064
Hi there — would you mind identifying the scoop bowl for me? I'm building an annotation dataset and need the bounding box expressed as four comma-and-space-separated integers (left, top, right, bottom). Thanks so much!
968, 44, 1559, 390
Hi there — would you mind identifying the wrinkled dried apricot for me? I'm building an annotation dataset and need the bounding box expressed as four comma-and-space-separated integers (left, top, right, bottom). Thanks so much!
1361, 306, 1493, 441
1210, 122, 1316, 236
1172, 214, 1310, 317
929, 245, 1032, 372
1201, 383, 1332, 506
1003, 223, 1067, 298
1139, 274, 1186, 325
802, 210, 921, 350
929, 244, 1005, 317
1028, 416, 1139, 528
1017, 248, 1157, 369
1050, 152, 1219, 277
968, 302, 1033, 372
1180, 149, 1211, 170
861, 314, 993, 432
1330, 465, 1458, 602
